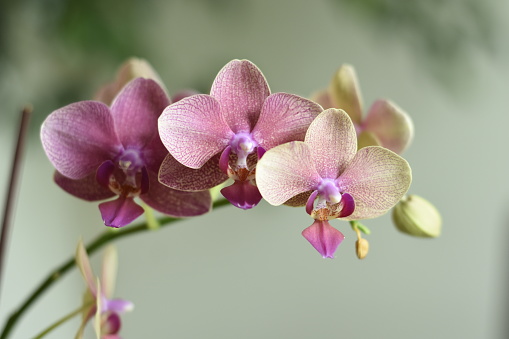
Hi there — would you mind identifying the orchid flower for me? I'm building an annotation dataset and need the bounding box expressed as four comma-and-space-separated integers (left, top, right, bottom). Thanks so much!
158, 59, 323, 209
313, 64, 414, 154
75, 240, 133, 339
256, 109, 412, 258
41, 78, 211, 228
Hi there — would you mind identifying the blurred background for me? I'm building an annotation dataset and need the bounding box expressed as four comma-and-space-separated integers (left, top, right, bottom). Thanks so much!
0, 0, 508, 338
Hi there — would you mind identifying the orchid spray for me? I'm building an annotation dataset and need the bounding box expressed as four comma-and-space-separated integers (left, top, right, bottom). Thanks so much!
0, 58, 440, 339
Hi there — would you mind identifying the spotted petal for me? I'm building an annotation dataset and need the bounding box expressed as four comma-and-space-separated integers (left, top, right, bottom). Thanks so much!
362, 99, 414, 154
110, 78, 170, 149
41, 101, 121, 180
141, 169, 212, 217
210, 59, 270, 133
256, 141, 321, 206
159, 94, 233, 168
251, 93, 323, 150
337, 146, 411, 220
304, 109, 357, 179
54, 171, 115, 202
328, 64, 363, 124
158, 153, 228, 191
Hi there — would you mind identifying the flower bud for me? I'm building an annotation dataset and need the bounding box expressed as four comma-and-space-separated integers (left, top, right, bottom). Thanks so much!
355, 238, 369, 259
392, 195, 441, 237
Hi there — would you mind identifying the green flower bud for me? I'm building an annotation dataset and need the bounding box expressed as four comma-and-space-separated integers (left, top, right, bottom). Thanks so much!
392, 195, 441, 238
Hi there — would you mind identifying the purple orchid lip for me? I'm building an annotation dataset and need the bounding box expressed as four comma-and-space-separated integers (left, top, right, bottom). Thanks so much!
302, 219, 345, 259
221, 179, 263, 210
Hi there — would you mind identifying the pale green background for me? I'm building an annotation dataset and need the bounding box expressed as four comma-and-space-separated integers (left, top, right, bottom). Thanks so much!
0, 0, 508, 338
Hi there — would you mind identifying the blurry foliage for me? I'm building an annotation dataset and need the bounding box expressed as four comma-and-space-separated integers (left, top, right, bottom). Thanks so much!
332, 0, 496, 87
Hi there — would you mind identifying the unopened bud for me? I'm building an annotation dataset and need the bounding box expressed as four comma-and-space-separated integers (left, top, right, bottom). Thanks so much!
392, 195, 441, 238
355, 238, 369, 259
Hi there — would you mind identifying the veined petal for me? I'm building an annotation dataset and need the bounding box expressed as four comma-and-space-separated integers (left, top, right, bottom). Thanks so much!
251, 93, 323, 150
158, 94, 233, 168
101, 245, 118, 299
210, 60, 270, 132
54, 171, 115, 201
99, 196, 145, 228
304, 109, 357, 178
328, 64, 363, 124
158, 153, 228, 191
141, 169, 212, 217
41, 101, 121, 180
76, 240, 97, 296
301, 220, 345, 258
310, 89, 334, 110
362, 99, 414, 154
283, 190, 313, 207
256, 141, 321, 206
110, 78, 170, 149
337, 146, 412, 220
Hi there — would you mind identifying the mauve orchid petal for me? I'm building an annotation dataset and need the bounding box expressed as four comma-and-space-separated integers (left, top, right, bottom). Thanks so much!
362, 99, 414, 154
110, 78, 170, 149
96, 160, 116, 188
141, 169, 212, 217
304, 109, 357, 178
251, 93, 323, 150
210, 59, 270, 132
99, 196, 145, 228
158, 94, 233, 168
76, 240, 97, 296
256, 141, 321, 206
328, 64, 363, 125
302, 220, 345, 259
337, 146, 411, 220
311, 89, 334, 110
101, 246, 117, 299
54, 171, 114, 202
41, 101, 121, 180
158, 153, 228, 191
220, 180, 263, 210
105, 299, 134, 314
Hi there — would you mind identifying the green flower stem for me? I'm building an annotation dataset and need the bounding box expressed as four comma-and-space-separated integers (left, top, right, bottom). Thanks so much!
0, 198, 230, 339
32, 301, 93, 339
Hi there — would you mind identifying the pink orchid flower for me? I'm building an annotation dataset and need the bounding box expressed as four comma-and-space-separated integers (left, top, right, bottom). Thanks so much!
41, 78, 211, 227
256, 109, 412, 258
313, 64, 414, 154
75, 240, 133, 339
158, 59, 323, 209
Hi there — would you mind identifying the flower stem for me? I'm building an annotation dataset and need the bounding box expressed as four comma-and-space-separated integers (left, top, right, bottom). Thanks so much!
0, 106, 32, 305
32, 301, 93, 339
0, 198, 230, 339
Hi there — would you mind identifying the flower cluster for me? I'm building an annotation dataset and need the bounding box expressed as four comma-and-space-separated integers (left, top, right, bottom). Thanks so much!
41, 58, 438, 261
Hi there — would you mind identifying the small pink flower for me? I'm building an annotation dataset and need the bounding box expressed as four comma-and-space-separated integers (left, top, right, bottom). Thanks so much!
41, 78, 211, 227
313, 64, 414, 154
75, 240, 133, 339
256, 109, 412, 258
158, 59, 323, 209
